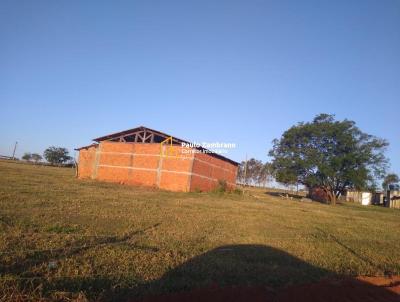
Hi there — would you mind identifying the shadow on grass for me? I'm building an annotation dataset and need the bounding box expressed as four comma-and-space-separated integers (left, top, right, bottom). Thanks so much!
132, 244, 399, 302
2, 244, 399, 301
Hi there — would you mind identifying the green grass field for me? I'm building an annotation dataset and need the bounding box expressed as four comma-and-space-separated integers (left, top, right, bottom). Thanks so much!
1, 160, 400, 301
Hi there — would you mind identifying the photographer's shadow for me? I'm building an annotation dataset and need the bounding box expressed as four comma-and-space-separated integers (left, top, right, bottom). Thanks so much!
135, 244, 399, 302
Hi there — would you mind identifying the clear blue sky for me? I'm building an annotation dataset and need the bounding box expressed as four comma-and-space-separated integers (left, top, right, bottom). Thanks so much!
1, 0, 399, 176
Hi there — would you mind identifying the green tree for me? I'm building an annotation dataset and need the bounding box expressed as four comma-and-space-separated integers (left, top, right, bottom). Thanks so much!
43, 147, 72, 166
382, 173, 399, 190
269, 114, 388, 205
22, 153, 32, 161
31, 153, 43, 163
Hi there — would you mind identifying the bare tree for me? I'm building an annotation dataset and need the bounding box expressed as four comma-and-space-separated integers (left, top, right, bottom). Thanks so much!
237, 159, 273, 187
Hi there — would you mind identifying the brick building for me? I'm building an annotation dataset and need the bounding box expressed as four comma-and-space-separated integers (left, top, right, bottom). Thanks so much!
76, 126, 238, 192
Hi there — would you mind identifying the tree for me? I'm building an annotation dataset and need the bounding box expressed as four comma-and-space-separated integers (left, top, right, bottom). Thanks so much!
382, 173, 399, 191
269, 114, 389, 205
237, 159, 273, 187
246, 158, 263, 185
31, 153, 43, 163
22, 153, 32, 161
43, 147, 72, 166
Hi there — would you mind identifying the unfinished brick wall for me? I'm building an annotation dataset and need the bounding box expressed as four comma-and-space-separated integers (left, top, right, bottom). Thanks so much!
77, 141, 237, 192
190, 152, 237, 191
77, 145, 97, 179
309, 187, 329, 202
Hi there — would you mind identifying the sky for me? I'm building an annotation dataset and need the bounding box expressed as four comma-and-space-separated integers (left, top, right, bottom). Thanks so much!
1, 0, 399, 176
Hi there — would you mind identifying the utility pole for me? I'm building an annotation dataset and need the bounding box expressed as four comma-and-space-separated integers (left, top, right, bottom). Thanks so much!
12, 141, 18, 160
244, 153, 248, 186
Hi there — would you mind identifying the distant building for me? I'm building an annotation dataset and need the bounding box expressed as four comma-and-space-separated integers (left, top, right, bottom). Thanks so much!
346, 190, 400, 208
386, 190, 400, 209
345, 190, 373, 205
309, 187, 384, 206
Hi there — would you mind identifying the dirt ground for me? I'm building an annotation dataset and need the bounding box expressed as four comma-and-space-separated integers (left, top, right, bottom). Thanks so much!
138, 276, 400, 302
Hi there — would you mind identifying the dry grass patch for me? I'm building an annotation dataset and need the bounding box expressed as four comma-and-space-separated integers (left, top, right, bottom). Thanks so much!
0, 161, 399, 301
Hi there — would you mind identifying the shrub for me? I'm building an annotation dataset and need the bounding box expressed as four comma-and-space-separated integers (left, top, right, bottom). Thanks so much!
232, 188, 243, 195
215, 179, 228, 193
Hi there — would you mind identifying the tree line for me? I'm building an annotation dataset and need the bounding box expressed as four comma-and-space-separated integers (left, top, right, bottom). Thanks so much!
22, 146, 73, 166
